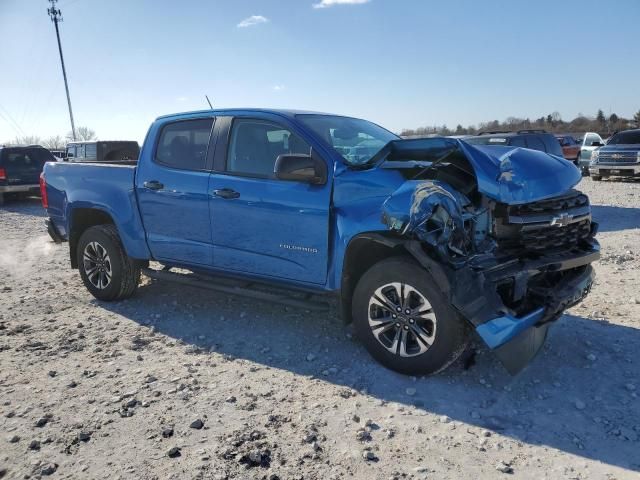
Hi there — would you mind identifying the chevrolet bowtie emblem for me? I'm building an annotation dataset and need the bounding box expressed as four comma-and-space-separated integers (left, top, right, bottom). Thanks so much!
549, 212, 573, 227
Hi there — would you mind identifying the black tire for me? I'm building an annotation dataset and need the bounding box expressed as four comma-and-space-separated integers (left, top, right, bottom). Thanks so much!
0, 193, 4, 206
77, 224, 140, 301
592, 175, 602, 181
352, 257, 469, 375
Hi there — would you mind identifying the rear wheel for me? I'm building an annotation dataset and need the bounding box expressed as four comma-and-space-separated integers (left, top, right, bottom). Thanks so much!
352, 257, 469, 375
0, 193, 4, 206
77, 225, 140, 301
592, 175, 602, 181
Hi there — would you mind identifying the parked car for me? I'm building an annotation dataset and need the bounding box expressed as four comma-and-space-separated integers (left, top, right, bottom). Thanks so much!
555, 135, 581, 164
589, 128, 640, 180
65, 141, 139, 163
576, 132, 605, 175
464, 129, 565, 157
0, 144, 54, 205
41, 109, 599, 375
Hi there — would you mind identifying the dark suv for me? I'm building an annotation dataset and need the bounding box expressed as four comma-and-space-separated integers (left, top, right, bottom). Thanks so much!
588, 129, 640, 180
0, 145, 55, 206
464, 129, 564, 158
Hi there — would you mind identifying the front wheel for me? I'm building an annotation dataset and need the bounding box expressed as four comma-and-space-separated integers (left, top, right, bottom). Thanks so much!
352, 257, 469, 375
77, 224, 140, 301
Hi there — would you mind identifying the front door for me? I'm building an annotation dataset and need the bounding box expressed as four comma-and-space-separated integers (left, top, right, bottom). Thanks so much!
209, 116, 331, 285
136, 117, 215, 266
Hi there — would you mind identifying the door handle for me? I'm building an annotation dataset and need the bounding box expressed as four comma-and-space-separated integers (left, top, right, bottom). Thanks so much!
143, 180, 164, 191
212, 188, 240, 199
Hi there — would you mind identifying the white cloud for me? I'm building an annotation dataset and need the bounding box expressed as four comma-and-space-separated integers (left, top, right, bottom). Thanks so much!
272, 85, 285, 92
176, 96, 188, 102
237, 15, 269, 28
313, 0, 370, 9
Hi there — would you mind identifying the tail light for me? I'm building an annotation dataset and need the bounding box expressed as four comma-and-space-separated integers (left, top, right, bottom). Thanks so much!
0, 167, 6, 181
39, 172, 48, 208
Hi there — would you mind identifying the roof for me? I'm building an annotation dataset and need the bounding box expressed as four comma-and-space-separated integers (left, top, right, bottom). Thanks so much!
66, 140, 138, 145
0, 144, 46, 149
475, 129, 549, 137
155, 108, 336, 121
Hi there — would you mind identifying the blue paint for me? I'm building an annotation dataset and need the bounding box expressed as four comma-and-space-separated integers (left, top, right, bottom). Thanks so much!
475, 307, 545, 349
42, 109, 584, 299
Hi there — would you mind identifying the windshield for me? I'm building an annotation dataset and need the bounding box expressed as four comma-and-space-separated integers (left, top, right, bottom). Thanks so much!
607, 130, 640, 145
464, 136, 509, 145
297, 114, 399, 165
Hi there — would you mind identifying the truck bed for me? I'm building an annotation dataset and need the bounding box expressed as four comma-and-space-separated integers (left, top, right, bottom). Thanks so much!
43, 161, 140, 244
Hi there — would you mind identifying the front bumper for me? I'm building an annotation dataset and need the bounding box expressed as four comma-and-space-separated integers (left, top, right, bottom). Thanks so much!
578, 159, 592, 174
0, 184, 40, 193
477, 263, 595, 373
406, 238, 600, 374
589, 162, 640, 177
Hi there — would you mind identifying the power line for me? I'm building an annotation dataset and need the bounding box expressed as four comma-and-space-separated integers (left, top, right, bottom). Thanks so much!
48, 0, 77, 141
0, 103, 27, 138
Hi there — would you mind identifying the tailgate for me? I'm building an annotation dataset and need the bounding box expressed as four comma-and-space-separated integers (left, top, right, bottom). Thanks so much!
1, 148, 48, 185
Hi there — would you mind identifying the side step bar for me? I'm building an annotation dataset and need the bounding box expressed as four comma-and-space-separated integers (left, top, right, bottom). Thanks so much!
141, 267, 331, 312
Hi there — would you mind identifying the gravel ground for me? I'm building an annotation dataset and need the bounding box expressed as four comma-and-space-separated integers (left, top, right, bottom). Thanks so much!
0, 177, 639, 480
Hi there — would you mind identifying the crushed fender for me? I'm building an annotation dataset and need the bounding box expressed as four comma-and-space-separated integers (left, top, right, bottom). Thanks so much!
381, 179, 493, 265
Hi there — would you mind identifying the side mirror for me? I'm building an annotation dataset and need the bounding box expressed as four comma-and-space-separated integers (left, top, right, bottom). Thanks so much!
275, 153, 327, 185
591, 141, 604, 147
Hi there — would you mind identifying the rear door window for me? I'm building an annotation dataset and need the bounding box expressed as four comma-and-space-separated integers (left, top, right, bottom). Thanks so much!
155, 118, 214, 170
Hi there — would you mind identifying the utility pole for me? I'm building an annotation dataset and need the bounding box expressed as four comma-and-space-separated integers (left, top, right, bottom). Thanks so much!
48, 0, 76, 140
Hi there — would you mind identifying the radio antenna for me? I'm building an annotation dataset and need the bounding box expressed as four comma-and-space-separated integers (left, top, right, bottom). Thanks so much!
205, 95, 213, 109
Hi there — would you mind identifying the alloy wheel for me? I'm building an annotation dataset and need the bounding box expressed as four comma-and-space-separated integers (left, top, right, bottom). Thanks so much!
367, 282, 437, 357
82, 241, 112, 290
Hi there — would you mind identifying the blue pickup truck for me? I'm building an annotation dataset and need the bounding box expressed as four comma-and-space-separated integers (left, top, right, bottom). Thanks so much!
41, 109, 599, 375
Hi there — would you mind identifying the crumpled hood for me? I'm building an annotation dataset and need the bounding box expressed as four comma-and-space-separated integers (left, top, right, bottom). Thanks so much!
456, 141, 582, 204
376, 138, 582, 205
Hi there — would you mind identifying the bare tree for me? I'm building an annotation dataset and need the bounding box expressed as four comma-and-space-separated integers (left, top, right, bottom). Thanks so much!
13, 135, 43, 145
66, 126, 97, 142
42, 135, 65, 149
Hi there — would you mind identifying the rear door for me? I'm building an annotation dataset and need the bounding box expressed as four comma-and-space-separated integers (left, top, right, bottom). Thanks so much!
135, 117, 216, 266
0, 147, 52, 185
208, 114, 332, 285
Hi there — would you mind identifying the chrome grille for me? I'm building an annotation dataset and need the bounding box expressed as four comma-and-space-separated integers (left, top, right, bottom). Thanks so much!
597, 151, 638, 163
494, 190, 593, 253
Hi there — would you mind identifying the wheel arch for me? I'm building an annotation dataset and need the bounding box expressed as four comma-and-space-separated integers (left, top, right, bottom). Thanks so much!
339, 232, 411, 324
68, 208, 116, 268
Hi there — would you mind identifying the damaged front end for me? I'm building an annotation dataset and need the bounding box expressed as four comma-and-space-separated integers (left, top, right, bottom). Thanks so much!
379, 139, 599, 374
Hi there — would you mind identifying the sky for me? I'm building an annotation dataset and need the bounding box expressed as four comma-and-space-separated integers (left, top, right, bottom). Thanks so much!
1, 0, 639, 143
